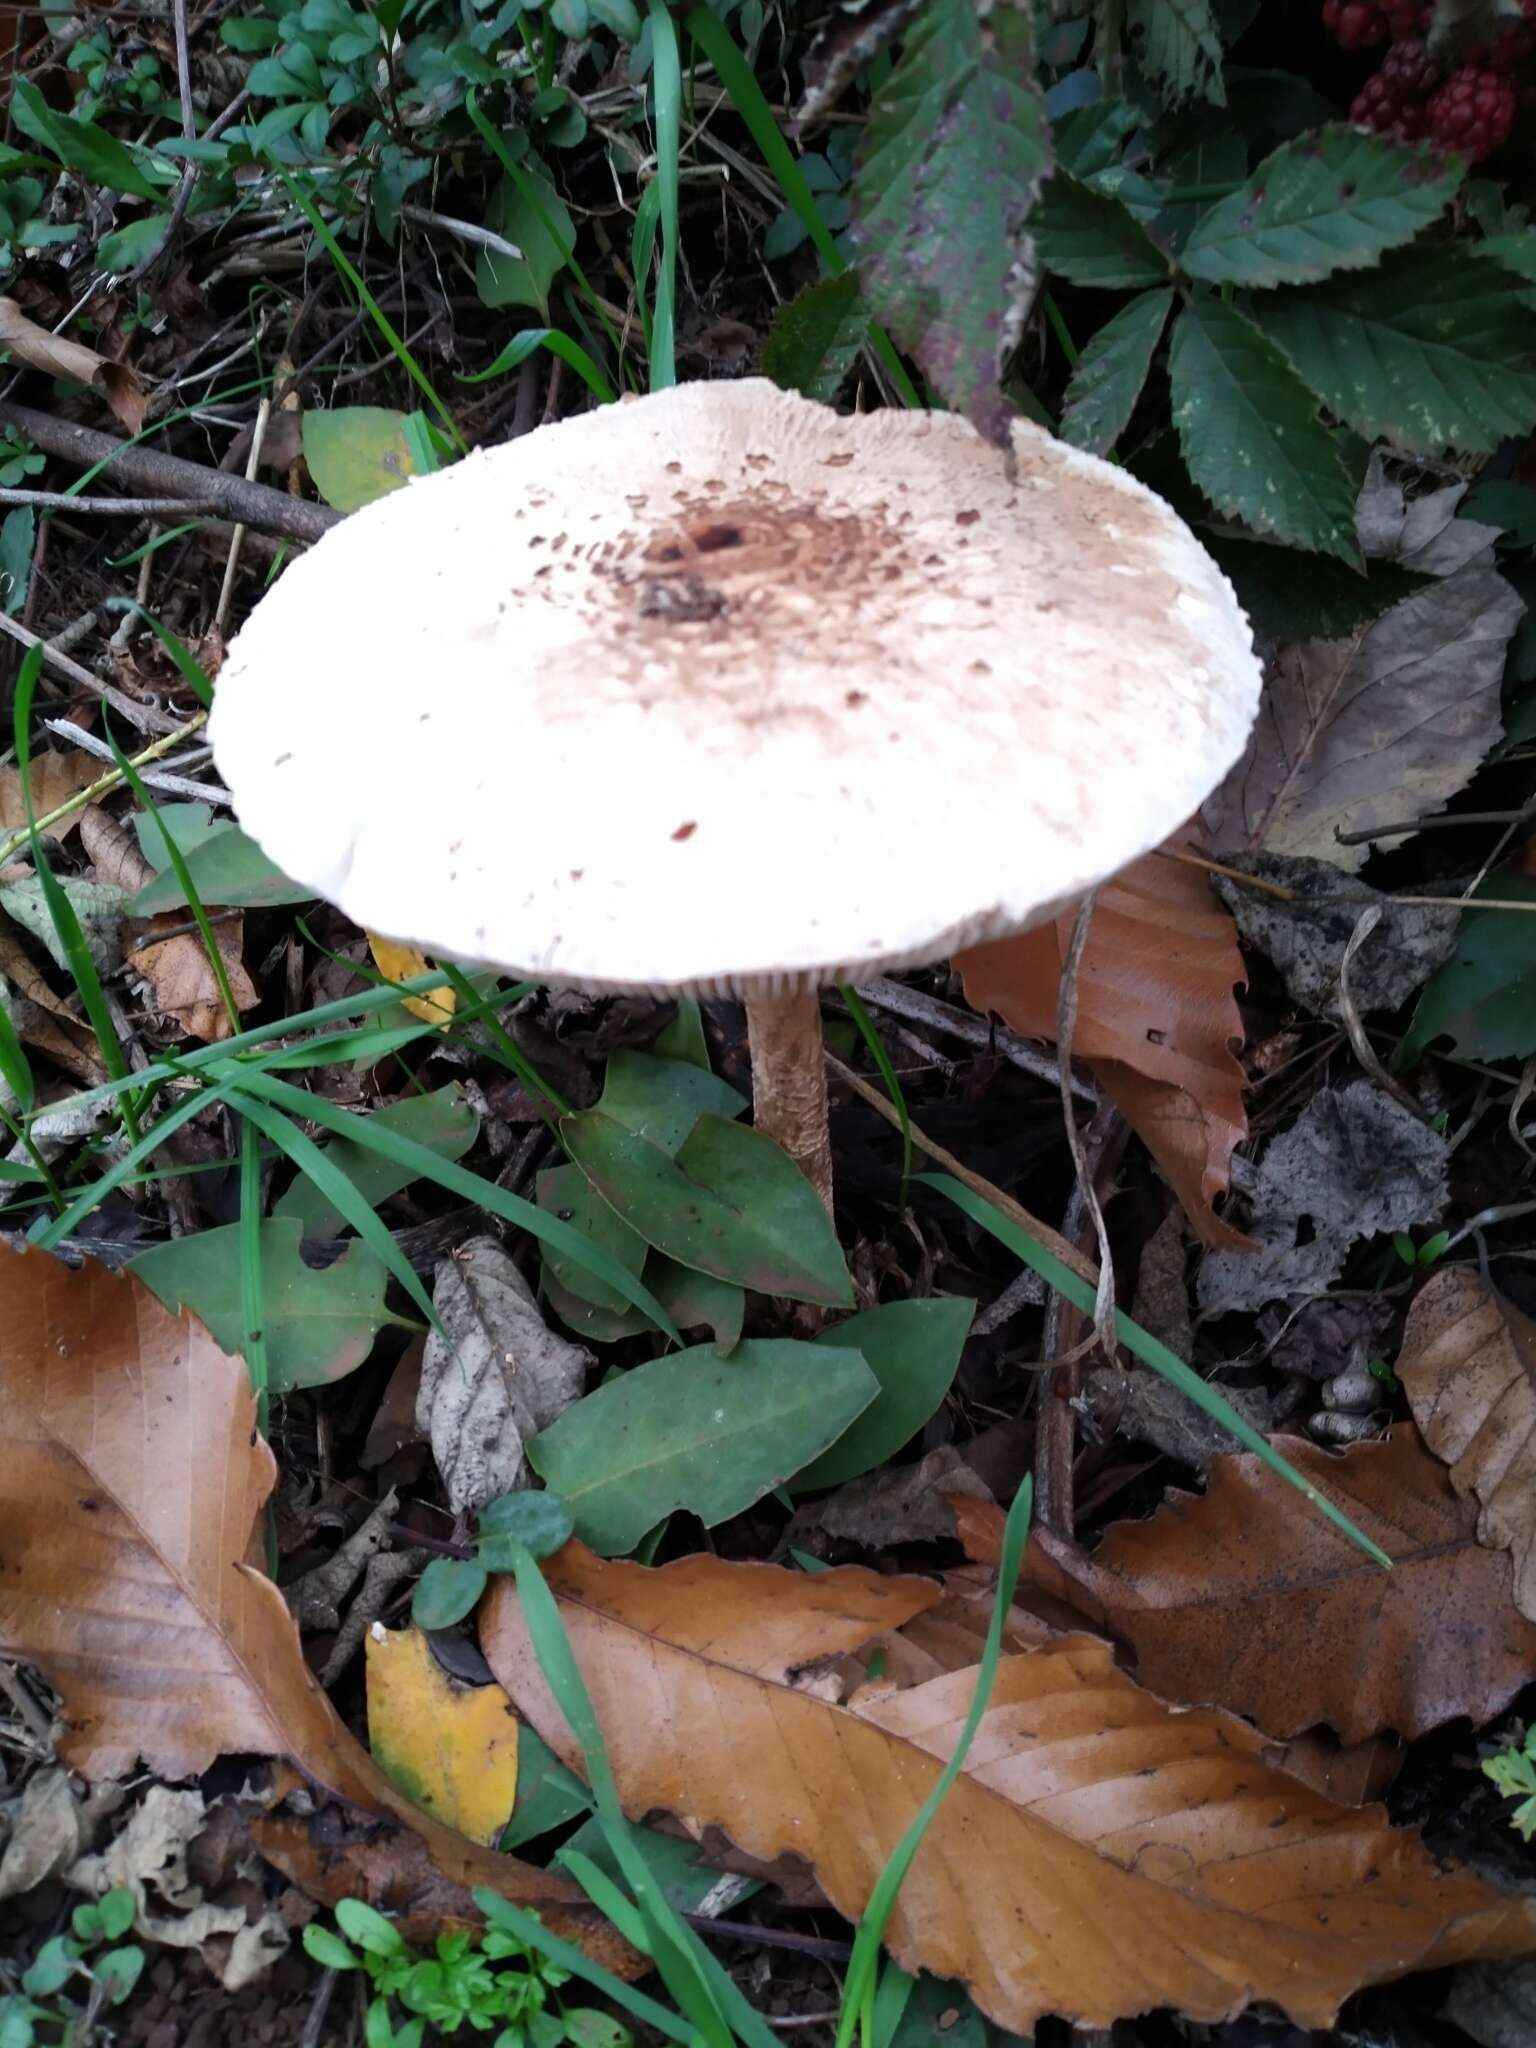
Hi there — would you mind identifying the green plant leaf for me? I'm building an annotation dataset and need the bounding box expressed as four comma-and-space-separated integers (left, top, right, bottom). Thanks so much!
500, 1725, 592, 1848
760, 273, 870, 402
129, 824, 311, 912
477, 160, 576, 317
1181, 127, 1461, 289
1058, 286, 1173, 454
651, 1000, 709, 1068
1169, 296, 1360, 560
527, 1339, 877, 1554
128, 1216, 403, 1392
412, 1554, 489, 1629
1262, 244, 1536, 454
302, 406, 421, 513
561, 1111, 854, 1307
0, 506, 34, 618
791, 1297, 974, 1492
1032, 175, 1170, 287
1203, 535, 1431, 639
1125, 0, 1224, 106
303, 1924, 361, 1971
478, 1490, 576, 1568
336, 1899, 406, 1956
274, 1085, 479, 1244
649, 1258, 745, 1354
538, 1163, 651, 1315
850, 0, 1048, 443
596, 1050, 746, 1157
11, 79, 167, 200
1400, 875, 1536, 1063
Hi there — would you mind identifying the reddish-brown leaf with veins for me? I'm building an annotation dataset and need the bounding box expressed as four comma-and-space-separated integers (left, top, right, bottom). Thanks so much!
1398, 1269, 1536, 1623
0, 1243, 635, 1972
482, 1542, 1536, 2034
1018, 1431, 1536, 1742
955, 848, 1251, 1247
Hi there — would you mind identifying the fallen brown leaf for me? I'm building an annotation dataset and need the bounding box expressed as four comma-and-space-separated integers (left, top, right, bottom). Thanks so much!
483, 1543, 1536, 2033
955, 848, 1250, 1248
0, 920, 104, 1084
0, 753, 102, 844
1019, 1431, 1536, 1742
0, 297, 145, 435
0, 1242, 637, 1973
1398, 1269, 1536, 1624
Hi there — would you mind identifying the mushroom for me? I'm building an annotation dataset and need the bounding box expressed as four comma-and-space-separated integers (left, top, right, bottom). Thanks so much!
210, 380, 1261, 1211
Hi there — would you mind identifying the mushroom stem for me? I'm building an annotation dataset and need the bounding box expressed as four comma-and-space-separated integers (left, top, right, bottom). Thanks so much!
744, 987, 834, 1215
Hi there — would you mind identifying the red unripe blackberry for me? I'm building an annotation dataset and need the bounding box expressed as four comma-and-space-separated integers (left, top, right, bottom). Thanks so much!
1380, 35, 1443, 98
1428, 64, 1516, 159
1324, 0, 1388, 48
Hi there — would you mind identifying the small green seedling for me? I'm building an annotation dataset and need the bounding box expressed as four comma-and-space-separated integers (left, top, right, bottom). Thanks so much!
1, 1887, 143, 2046
412, 1491, 575, 1631
302, 1897, 628, 2048
1393, 1229, 1451, 1268
1483, 1726, 1536, 1840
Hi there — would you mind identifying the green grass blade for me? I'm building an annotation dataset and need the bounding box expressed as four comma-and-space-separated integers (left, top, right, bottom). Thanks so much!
683, 5, 922, 409
646, 0, 682, 391
438, 964, 571, 1117
225, 1087, 441, 1335
840, 986, 910, 1206
207, 1065, 682, 1340
470, 1896, 695, 2047
916, 1171, 1393, 1570
30, 1079, 240, 1250
13, 649, 141, 1145
458, 326, 616, 404
836, 1475, 1034, 2048
0, 995, 35, 1116
239, 1118, 271, 1430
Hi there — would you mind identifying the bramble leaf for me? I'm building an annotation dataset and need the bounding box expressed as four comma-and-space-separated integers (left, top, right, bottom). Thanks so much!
1059, 288, 1173, 454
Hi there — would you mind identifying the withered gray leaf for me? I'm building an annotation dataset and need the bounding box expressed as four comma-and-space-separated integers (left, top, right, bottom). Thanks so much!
1212, 853, 1460, 1015
417, 1236, 589, 1515
1199, 1081, 1447, 1314
784, 1445, 991, 1555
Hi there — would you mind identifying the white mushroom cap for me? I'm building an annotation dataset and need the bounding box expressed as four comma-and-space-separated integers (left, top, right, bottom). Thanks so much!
210, 379, 1260, 995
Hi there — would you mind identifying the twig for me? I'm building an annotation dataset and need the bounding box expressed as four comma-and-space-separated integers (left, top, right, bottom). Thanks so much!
127, 85, 252, 283
825, 1053, 1096, 1285
399, 203, 524, 262
0, 708, 208, 866
681, 1916, 853, 1963
851, 976, 1095, 1100
1334, 806, 1535, 845
0, 489, 211, 517
1336, 906, 1436, 1125
0, 402, 340, 544
1159, 844, 1296, 899
1055, 892, 1116, 1365
215, 393, 271, 633
44, 719, 232, 803
0, 611, 183, 735
298, 1966, 341, 2048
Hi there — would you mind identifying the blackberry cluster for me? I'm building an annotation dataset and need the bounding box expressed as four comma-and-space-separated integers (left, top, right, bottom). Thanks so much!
1324, 0, 1535, 159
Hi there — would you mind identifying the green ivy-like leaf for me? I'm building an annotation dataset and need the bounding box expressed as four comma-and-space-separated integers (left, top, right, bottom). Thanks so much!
129, 824, 311, 912
1169, 296, 1360, 561
11, 79, 167, 201
526, 1340, 878, 1553
1401, 875, 1536, 1064
761, 273, 870, 402
596, 1049, 745, 1157
476, 161, 576, 318
1181, 126, 1461, 289
1032, 175, 1170, 288
1126, 0, 1224, 106
1059, 287, 1173, 454
1262, 245, 1536, 454
537, 1162, 650, 1316
851, 0, 1049, 443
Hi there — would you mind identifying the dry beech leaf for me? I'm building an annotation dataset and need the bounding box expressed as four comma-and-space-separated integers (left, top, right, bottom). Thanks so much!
0, 297, 146, 435
955, 848, 1250, 1249
483, 1543, 1536, 2033
0, 753, 102, 844
0, 1243, 636, 1973
1398, 1269, 1536, 1624
365, 1626, 520, 1847
1020, 1431, 1536, 1742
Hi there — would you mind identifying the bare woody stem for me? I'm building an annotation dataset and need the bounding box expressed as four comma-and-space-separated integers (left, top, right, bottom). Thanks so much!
744, 987, 834, 1216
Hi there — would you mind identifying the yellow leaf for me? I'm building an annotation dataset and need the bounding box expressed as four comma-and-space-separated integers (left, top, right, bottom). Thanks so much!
367, 932, 455, 1028
365, 1625, 519, 1845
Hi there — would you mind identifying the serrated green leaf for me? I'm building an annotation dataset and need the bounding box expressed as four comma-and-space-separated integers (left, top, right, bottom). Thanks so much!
537, 1162, 650, 1315
1263, 245, 1536, 454
1182, 126, 1460, 289
1169, 296, 1360, 561
1052, 98, 1140, 179
526, 1339, 877, 1553
792, 1297, 974, 1492
1477, 230, 1536, 280
561, 1110, 854, 1307
1033, 175, 1170, 287
274, 1084, 479, 1244
596, 1049, 745, 1156
1205, 535, 1431, 639
302, 406, 419, 513
1059, 287, 1173, 454
1126, 0, 1224, 106
1401, 875, 1536, 1064
129, 1216, 403, 1392
851, 0, 1048, 442
761, 273, 869, 402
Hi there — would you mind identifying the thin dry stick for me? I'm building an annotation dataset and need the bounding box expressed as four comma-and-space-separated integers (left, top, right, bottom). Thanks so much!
1336, 905, 1436, 1125
1163, 844, 1536, 917
1159, 844, 1297, 900
0, 490, 212, 517
0, 610, 183, 735
1055, 890, 1117, 1366
215, 393, 272, 632
825, 1053, 1095, 1285
0, 709, 208, 867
